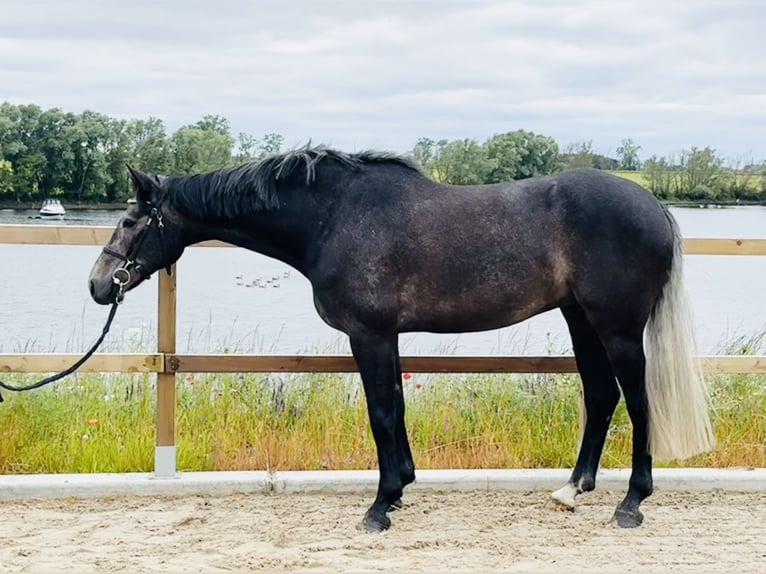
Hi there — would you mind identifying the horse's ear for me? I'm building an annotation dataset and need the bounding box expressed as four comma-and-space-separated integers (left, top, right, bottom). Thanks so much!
126, 164, 159, 205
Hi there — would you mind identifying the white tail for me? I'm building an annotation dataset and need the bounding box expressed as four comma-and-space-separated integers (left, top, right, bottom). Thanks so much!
644, 213, 715, 461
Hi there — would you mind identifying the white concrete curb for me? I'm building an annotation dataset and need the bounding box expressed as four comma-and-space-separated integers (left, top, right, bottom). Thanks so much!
0, 468, 764, 501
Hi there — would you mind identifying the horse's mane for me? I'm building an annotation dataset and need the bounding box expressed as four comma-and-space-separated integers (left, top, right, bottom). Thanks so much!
164, 145, 421, 220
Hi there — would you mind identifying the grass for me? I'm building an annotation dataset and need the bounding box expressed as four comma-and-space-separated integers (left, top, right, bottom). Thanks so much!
1, 364, 764, 474
610, 169, 765, 202
611, 170, 650, 188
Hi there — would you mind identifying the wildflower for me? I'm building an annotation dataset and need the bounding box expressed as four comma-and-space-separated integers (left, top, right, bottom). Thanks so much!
402, 373, 412, 380
415, 383, 423, 390
88, 418, 99, 426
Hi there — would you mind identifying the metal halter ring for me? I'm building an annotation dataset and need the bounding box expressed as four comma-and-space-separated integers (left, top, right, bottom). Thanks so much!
112, 267, 131, 286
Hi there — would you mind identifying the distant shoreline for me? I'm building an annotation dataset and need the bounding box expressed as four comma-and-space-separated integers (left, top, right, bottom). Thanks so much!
0, 202, 127, 211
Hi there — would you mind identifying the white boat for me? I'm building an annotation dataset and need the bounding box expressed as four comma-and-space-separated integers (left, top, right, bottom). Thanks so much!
39, 198, 66, 219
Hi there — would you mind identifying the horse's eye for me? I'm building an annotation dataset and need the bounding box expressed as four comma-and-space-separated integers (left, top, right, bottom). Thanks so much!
122, 219, 136, 229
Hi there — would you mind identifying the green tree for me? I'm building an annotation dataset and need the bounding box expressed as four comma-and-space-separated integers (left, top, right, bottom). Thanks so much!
0, 103, 25, 160
100, 118, 132, 202
194, 114, 231, 135
171, 115, 234, 174
35, 108, 78, 197
561, 140, 594, 168
127, 117, 171, 174
560, 141, 617, 170
643, 155, 675, 199
235, 132, 284, 164
71, 110, 119, 203
412, 137, 439, 178
412, 137, 492, 184
0, 103, 47, 201
616, 138, 642, 170
0, 158, 14, 199
678, 146, 724, 200
484, 130, 559, 182
259, 132, 284, 157
438, 139, 491, 184
234, 132, 259, 164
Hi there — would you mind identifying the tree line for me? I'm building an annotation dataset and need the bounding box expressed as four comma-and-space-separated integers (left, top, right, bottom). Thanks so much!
0, 103, 283, 205
1, 102, 764, 205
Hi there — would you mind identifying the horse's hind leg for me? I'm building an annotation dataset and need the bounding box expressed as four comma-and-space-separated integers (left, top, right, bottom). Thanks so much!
568, 280, 657, 528
599, 331, 653, 527
350, 331, 412, 532
552, 303, 621, 510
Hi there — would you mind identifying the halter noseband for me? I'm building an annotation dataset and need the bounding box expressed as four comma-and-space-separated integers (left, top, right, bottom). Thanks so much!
102, 202, 171, 302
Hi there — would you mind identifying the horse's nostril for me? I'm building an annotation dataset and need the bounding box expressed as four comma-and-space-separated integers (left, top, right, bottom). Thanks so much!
89, 279, 96, 297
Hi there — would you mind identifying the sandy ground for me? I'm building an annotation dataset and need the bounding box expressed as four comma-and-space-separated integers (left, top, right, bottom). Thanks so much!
0, 489, 764, 572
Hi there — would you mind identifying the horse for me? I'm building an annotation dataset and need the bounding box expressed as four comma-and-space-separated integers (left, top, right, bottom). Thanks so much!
88, 146, 715, 532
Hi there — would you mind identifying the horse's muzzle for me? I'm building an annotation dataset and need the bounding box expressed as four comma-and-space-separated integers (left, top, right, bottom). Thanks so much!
89, 279, 117, 305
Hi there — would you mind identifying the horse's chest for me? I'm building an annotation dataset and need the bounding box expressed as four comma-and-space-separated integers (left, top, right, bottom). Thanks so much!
311, 291, 352, 332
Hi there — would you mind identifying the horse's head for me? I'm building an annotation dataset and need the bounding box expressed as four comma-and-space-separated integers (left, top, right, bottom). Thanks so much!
88, 165, 186, 305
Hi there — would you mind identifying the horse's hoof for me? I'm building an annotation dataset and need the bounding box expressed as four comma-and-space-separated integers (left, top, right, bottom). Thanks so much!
389, 498, 403, 512
550, 483, 578, 510
611, 507, 644, 528
358, 511, 391, 533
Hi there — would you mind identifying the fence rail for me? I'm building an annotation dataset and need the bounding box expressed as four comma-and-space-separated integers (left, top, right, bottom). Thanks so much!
1, 224, 765, 476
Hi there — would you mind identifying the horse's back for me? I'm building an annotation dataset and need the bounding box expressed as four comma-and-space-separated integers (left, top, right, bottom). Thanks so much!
312, 166, 674, 335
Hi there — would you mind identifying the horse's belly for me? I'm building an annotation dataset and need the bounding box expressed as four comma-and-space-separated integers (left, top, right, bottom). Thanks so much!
399, 299, 557, 334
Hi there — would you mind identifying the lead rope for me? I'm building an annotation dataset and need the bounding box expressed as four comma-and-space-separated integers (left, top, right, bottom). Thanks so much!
0, 203, 168, 403
0, 280, 125, 403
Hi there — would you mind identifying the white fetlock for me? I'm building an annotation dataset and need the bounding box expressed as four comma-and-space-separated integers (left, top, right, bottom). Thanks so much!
551, 483, 579, 510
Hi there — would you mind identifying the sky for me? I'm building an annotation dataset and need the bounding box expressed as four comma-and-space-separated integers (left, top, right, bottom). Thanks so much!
2, 0, 765, 163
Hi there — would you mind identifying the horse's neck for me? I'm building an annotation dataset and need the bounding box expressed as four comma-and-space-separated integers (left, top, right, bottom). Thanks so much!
188, 205, 319, 274
177, 171, 340, 273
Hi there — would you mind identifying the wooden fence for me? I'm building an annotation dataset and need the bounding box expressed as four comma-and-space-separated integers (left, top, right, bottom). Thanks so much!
1, 224, 765, 476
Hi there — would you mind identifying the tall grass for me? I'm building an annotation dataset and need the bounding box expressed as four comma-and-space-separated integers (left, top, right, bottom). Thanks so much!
1, 360, 764, 474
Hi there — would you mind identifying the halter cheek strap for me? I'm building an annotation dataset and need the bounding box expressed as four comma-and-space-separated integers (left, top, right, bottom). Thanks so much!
102, 204, 172, 301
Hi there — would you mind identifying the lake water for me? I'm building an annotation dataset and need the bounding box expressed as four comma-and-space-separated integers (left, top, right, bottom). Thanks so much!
0, 206, 764, 356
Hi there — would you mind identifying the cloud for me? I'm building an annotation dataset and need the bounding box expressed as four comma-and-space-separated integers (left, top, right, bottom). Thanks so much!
1, 0, 764, 161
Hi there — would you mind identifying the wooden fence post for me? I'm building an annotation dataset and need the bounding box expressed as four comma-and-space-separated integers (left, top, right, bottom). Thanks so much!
155, 265, 177, 478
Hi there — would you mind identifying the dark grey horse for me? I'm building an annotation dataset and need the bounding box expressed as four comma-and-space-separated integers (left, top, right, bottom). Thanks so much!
88, 147, 714, 532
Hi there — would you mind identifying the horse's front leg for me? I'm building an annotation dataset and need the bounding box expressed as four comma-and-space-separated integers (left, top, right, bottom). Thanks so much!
390, 345, 415, 511
350, 331, 411, 532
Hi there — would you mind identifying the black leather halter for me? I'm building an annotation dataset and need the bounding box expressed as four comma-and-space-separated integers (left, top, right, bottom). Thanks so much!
101, 201, 172, 300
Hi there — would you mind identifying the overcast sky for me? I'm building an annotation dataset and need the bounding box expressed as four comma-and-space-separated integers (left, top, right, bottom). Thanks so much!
2, 0, 765, 162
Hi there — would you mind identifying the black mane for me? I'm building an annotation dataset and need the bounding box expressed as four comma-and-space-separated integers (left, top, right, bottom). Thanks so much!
164, 146, 421, 220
